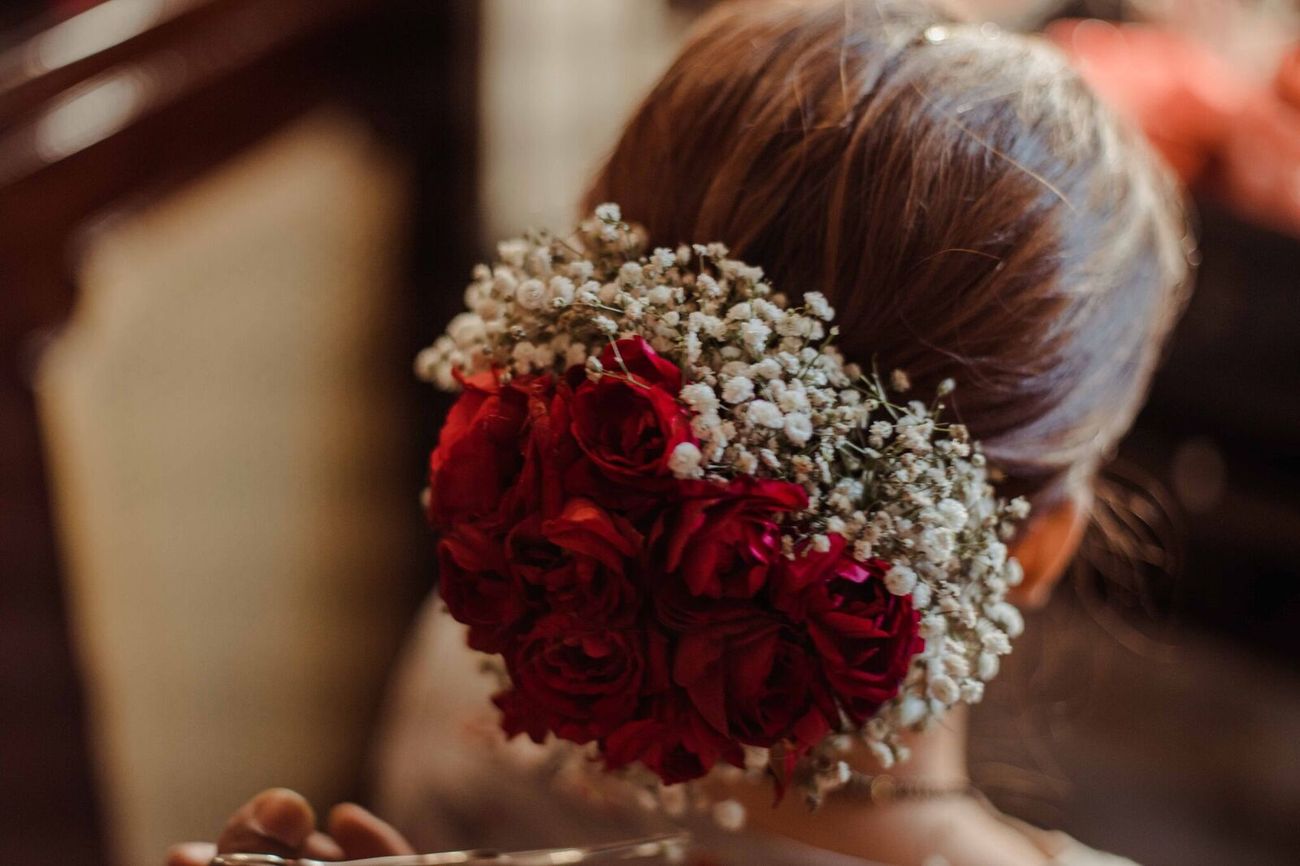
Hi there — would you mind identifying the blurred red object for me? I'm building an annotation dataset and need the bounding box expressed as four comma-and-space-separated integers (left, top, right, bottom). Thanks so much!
1049, 19, 1300, 238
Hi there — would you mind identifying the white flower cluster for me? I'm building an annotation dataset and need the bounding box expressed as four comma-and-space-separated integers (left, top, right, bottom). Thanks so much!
418, 205, 1029, 779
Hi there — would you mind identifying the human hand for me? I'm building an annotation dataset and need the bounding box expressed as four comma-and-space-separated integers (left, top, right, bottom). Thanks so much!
165, 788, 415, 865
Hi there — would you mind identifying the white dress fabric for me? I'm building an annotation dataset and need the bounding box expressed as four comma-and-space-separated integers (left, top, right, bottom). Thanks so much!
372, 596, 1139, 866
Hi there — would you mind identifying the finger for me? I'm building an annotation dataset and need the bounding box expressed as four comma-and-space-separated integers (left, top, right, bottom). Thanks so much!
303, 831, 347, 861
166, 842, 217, 866
218, 788, 317, 855
327, 803, 416, 858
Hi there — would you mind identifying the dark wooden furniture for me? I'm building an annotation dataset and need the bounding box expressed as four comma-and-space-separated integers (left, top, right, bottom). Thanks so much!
0, 2, 478, 863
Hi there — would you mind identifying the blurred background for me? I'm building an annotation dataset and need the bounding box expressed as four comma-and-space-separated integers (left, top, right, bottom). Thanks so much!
0, 1, 1296, 865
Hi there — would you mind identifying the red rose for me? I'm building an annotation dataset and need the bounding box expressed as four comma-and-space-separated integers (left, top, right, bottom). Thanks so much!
602, 693, 744, 785
652, 478, 808, 599
652, 578, 758, 632
569, 337, 695, 487
428, 371, 554, 531
504, 376, 576, 522
775, 536, 923, 725
497, 614, 651, 744
505, 499, 642, 624
673, 610, 835, 753
429, 369, 497, 474
438, 525, 530, 654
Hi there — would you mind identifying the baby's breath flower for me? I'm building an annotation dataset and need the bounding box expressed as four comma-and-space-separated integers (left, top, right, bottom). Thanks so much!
668, 442, 705, 479
747, 400, 784, 429
682, 331, 702, 365
419, 206, 1032, 816
515, 278, 547, 310
783, 412, 814, 445
782, 392, 812, 418
867, 740, 896, 769
884, 564, 918, 596
935, 498, 968, 530
740, 319, 772, 352
727, 301, 753, 321
897, 695, 928, 726
927, 674, 960, 704
918, 527, 956, 562
980, 628, 1012, 655
413, 346, 440, 382
984, 601, 1024, 637
647, 285, 673, 306
549, 276, 575, 304
497, 238, 528, 267
446, 312, 486, 346
680, 383, 720, 414
734, 449, 759, 474
721, 376, 755, 404
804, 291, 835, 321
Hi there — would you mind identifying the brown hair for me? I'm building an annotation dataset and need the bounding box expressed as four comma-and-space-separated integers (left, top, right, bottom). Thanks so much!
584, 0, 1192, 508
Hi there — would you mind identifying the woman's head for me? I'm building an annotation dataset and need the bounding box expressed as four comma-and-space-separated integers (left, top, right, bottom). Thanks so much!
584, 0, 1191, 531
